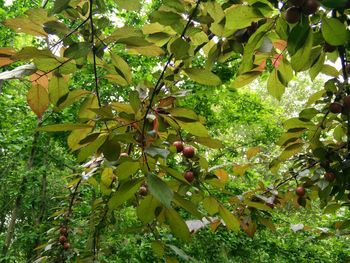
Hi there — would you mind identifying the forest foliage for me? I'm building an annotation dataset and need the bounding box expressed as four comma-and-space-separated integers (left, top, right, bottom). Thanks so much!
1, 0, 350, 262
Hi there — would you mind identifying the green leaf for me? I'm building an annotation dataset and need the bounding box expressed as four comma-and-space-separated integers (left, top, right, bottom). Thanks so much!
115, 0, 141, 11
170, 38, 190, 60
78, 95, 99, 120
27, 85, 49, 118
111, 53, 132, 84
164, 208, 190, 241
115, 161, 140, 180
218, 205, 240, 231
101, 167, 114, 186
173, 193, 202, 218
278, 143, 303, 161
101, 138, 121, 162
77, 134, 108, 162
203, 197, 219, 216
230, 71, 261, 89
51, 0, 70, 14
321, 17, 349, 46
108, 178, 143, 210
176, 120, 209, 137
48, 74, 69, 106
64, 42, 91, 59
38, 123, 94, 132
168, 108, 198, 121
183, 68, 222, 86
152, 241, 165, 258
147, 173, 173, 208
309, 53, 325, 81
129, 90, 140, 113
267, 69, 285, 100
244, 200, 272, 212
225, 5, 264, 31
291, 29, 313, 72
57, 89, 91, 109
137, 195, 161, 224
195, 137, 223, 149
145, 147, 170, 159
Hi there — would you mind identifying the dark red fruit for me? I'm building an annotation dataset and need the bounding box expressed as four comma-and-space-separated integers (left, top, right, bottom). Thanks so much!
184, 171, 195, 183
325, 172, 336, 182
173, 141, 184, 153
59, 227, 67, 236
59, 235, 67, 244
295, 186, 305, 197
139, 185, 148, 196
63, 242, 70, 250
343, 95, 350, 113
302, 0, 319, 15
329, 102, 343, 114
182, 146, 195, 158
120, 152, 129, 157
285, 7, 301, 24
323, 43, 336, 53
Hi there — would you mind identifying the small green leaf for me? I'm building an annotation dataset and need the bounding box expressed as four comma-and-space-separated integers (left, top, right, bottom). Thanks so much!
183, 68, 222, 86
165, 208, 190, 241
267, 69, 285, 100
147, 173, 173, 208
64, 42, 91, 59
168, 108, 198, 121
77, 134, 108, 162
322, 17, 349, 46
176, 120, 209, 137
152, 241, 165, 258
101, 138, 121, 162
108, 178, 143, 210
225, 5, 264, 31
173, 193, 202, 218
115, 161, 140, 180
51, 0, 70, 14
137, 195, 161, 224
115, 0, 141, 11
219, 205, 240, 231
170, 38, 190, 60
203, 197, 219, 216
230, 71, 261, 89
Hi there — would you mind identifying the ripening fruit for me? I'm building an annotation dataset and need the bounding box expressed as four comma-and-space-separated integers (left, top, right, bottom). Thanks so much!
173, 141, 184, 153
182, 146, 195, 158
325, 172, 336, 182
329, 102, 343, 114
59, 235, 67, 244
302, 0, 319, 15
59, 227, 67, 236
323, 43, 337, 53
343, 96, 350, 112
63, 242, 70, 250
139, 185, 148, 196
295, 186, 306, 197
285, 7, 301, 24
184, 171, 195, 183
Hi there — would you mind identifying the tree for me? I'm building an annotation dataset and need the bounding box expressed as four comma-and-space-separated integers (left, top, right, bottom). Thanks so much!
1, 0, 350, 261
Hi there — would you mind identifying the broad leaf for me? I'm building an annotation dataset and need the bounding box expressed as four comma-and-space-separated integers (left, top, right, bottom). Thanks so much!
147, 173, 173, 208
27, 85, 49, 118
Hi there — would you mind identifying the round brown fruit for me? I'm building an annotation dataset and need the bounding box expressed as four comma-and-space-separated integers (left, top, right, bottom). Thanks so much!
59, 227, 67, 236
63, 242, 70, 250
325, 172, 336, 182
343, 95, 350, 112
302, 0, 319, 15
59, 235, 67, 244
295, 186, 306, 197
329, 102, 343, 114
285, 7, 301, 24
184, 171, 195, 183
139, 185, 148, 196
323, 43, 336, 53
173, 141, 184, 153
182, 146, 195, 158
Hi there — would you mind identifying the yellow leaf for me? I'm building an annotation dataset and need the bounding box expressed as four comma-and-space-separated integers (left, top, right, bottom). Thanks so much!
214, 169, 228, 183
247, 146, 260, 160
232, 164, 251, 176
27, 84, 49, 118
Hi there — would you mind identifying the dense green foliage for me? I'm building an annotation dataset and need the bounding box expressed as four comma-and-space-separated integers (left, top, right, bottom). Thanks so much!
1, 0, 350, 262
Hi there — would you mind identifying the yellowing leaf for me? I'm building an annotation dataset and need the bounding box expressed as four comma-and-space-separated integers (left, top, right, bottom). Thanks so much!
247, 147, 260, 160
183, 68, 222, 86
219, 205, 240, 231
232, 164, 251, 176
27, 85, 49, 118
214, 169, 228, 183
38, 123, 94, 132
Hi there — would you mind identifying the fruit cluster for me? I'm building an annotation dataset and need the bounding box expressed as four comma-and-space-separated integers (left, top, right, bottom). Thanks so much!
58, 226, 70, 250
285, 0, 319, 24
173, 141, 196, 183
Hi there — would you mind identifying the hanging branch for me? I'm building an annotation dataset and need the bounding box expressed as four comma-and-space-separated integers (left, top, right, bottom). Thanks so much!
140, 0, 202, 146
